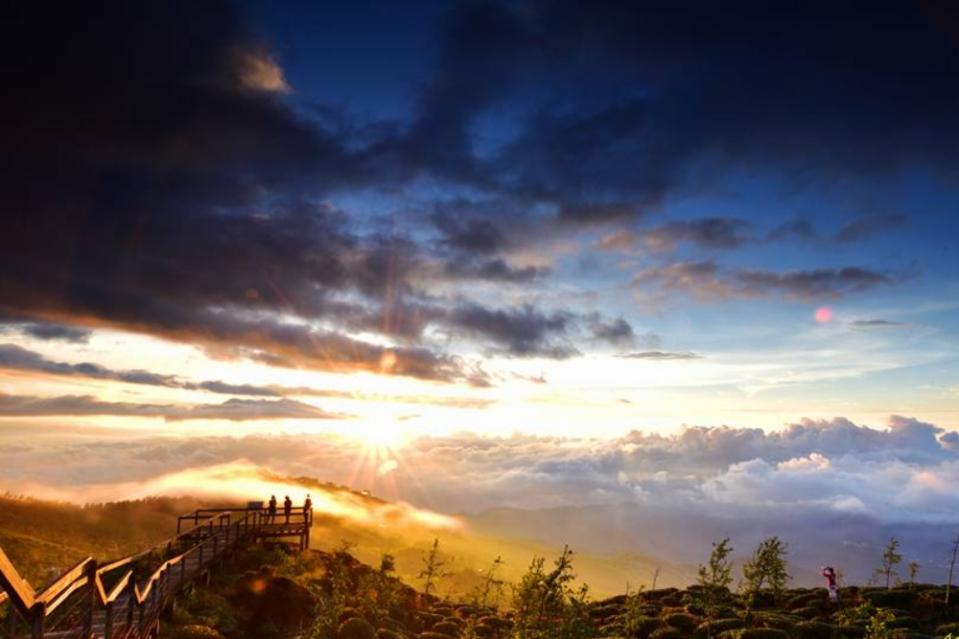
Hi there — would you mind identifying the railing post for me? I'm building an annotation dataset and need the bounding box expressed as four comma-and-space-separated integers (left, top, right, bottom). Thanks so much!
83, 560, 97, 638
29, 602, 44, 639
127, 570, 136, 632
104, 601, 113, 639
6, 605, 18, 639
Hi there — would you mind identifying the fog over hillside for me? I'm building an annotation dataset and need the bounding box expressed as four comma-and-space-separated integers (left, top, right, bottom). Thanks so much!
2, 414, 957, 588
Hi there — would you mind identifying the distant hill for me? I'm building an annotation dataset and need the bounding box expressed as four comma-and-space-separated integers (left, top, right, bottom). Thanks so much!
0, 472, 696, 598
465, 503, 959, 587
0, 494, 211, 583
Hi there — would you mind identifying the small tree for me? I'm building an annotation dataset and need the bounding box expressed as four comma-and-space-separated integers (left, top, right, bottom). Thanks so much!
622, 582, 647, 638
471, 555, 506, 609
742, 537, 790, 598
907, 561, 920, 586
418, 538, 450, 596
511, 546, 592, 639
651, 566, 661, 590
875, 537, 902, 590
947, 533, 959, 605
695, 538, 734, 638
379, 552, 396, 575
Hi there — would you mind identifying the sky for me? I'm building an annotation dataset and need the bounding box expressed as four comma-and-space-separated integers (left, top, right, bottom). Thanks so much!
2, 0, 959, 536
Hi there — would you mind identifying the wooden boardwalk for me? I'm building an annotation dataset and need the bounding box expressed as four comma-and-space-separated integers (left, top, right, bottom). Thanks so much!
0, 505, 311, 639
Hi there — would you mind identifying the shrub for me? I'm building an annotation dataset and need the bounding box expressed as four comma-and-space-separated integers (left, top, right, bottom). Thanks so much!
625, 615, 662, 639
794, 607, 823, 620
432, 621, 461, 636
794, 621, 840, 639
936, 623, 959, 636
837, 625, 866, 639
665, 612, 699, 633
753, 612, 800, 631
373, 631, 402, 639
863, 590, 916, 610
733, 630, 790, 639
787, 593, 826, 610
170, 626, 226, 639
337, 617, 376, 639
695, 618, 744, 637
887, 617, 918, 630
649, 628, 685, 639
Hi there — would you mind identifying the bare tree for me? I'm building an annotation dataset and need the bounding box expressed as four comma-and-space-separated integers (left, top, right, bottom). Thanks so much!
418, 538, 450, 596
907, 561, 920, 587
651, 566, 661, 591
874, 537, 902, 590
947, 533, 959, 605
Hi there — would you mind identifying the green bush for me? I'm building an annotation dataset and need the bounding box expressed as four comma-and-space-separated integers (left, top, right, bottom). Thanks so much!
665, 612, 699, 632
337, 617, 376, 639
935, 623, 959, 636
863, 590, 916, 610
432, 620, 460, 636
733, 629, 790, 639
794, 607, 823, 620
837, 625, 866, 639
887, 617, 918, 630
753, 612, 800, 631
695, 618, 744, 637
170, 626, 226, 639
793, 621, 839, 639
626, 615, 662, 639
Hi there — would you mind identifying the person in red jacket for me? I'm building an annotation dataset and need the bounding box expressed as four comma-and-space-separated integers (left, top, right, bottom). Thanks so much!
821, 566, 839, 603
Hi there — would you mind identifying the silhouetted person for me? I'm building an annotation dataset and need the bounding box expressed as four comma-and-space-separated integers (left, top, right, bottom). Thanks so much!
283, 495, 292, 524
268, 495, 277, 524
304, 494, 313, 525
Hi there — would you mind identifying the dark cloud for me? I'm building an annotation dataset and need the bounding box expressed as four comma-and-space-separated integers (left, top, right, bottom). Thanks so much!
835, 214, 908, 243
849, 319, 906, 329
422, 1, 959, 215
1, 2, 515, 385
0, 344, 176, 387
641, 218, 752, 252
619, 351, 701, 361
767, 218, 819, 242
446, 304, 578, 359
0, 394, 344, 421
589, 317, 636, 347
0, 343, 494, 407
184, 381, 280, 398
444, 258, 550, 283
18, 322, 92, 343
434, 215, 507, 255
634, 260, 897, 302
2, 0, 951, 383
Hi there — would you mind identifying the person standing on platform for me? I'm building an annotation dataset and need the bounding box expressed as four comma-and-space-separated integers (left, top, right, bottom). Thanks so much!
268, 495, 277, 524
283, 495, 292, 524
304, 494, 313, 525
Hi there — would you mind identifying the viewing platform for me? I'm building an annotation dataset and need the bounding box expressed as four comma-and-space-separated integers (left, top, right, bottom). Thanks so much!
0, 502, 313, 638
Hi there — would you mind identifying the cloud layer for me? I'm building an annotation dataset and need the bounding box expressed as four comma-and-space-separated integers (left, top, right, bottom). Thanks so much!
3, 0, 951, 388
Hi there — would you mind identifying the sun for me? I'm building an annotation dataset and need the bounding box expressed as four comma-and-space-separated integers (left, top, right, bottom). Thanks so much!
349, 403, 413, 452
355, 422, 408, 450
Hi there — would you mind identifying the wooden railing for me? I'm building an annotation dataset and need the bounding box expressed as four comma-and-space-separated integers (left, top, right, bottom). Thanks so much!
0, 505, 311, 638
